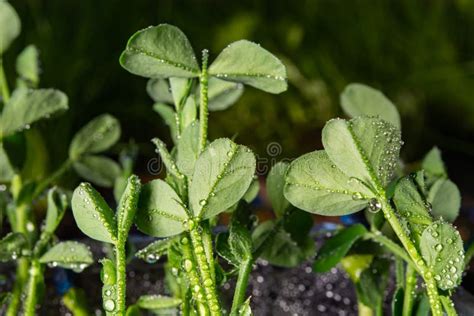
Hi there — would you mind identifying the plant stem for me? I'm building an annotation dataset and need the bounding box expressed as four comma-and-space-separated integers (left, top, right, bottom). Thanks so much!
394, 257, 404, 289
33, 159, 72, 199
181, 234, 209, 315
379, 198, 442, 316
357, 301, 373, 316
230, 258, 253, 315
198, 49, 209, 154
0, 57, 10, 104
189, 226, 222, 316
402, 264, 417, 316
115, 240, 127, 315
202, 222, 216, 282
22, 260, 42, 316
6, 258, 29, 316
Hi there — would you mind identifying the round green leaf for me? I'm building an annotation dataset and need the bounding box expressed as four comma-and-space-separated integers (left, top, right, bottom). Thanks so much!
313, 224, 367, 273
120, 24, 200, 78
71, 183, 117, 243
0, 0, 21, 54
208, 40, 287, 94
266, 162, 290, 217
189, 138, 256, 219
0, 232, 27, 262
69, 114, 120, 160
207, 77, 244, 111
428, 179, 460, 223
284, 150, 372, 216
16, 45, 40, 86
146, 78, 173, 103
322, 116, 401, 189
1, 89, 68, 137
422, 147, 447, 179
73, 155, 121, 188
420, 220, 464, 290
39, 241, 93, 272
135, 179, 188, 238
340, 83, 401, 129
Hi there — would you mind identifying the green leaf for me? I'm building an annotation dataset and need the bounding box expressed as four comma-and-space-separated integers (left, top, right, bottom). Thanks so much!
169, 77, 192, 110
340, 83, 401, 129
252, 220, 314, 267
420, 220, 464, 290
135, 179, 188, 238
71, 183, 117, 243
422, 147, 446, 179
189, 138, 256, 219
208, 40, 287, 94
73, 155, 121, 188
151, 138, 183, 179
153, 103, 178, 142
322, 116, 402, 189
43, 187, 68, 234
243, 178, 259, 203
392, 287, 404, 316
0, 144, 15, 182
1, 89, 68, 137
125, 305, 142, 316
120, 24, 200, 78
136, 238, 173, 263
238, 298, 253, 316
215, 232, 239, 266
0, 232, 27, 262
117, 175, 141, 238
146, 79, 173, 103
393, 177, 432, 226
0, 0, 21, 54
415, 295, 430, 316
313, 224, 367, 273
100, 258, 116, 285
0, 292, 11, 307
136, 295, 181, 310
428, 179, 460, 222
266, 162, 290, 217
39, 241, 93, 272
207, 77, 244, 111
69, 114, 120, 160
229, 222, 253, 261
180, 96, 197, 130
284, 150, 372, 216
176, 121, 200, 177
356, 258, 390, 311
16, 45, 40, 86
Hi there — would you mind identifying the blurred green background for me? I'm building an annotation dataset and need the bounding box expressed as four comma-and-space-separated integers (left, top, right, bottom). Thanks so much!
4, 0, 474, 189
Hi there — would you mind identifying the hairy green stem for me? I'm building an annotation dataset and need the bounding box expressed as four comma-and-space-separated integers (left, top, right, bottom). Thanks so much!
379, 198, 442, 316
366, 232, 417, 271
189, 226, 221, 316
395, 257, 404, 289
0, 57, 10, 104
202, 222, 216, 282
198, 49, 209, 154
402, 264, 417, 316
181, 234, 209, 315
115, 240, 127, 315
230, 258, 253, 315
22, 260, 42, 316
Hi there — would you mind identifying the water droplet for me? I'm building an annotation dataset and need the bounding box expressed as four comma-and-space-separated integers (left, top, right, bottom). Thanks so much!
199, 199, 207, 206
351, 192, 364, 201
146, 253, 158, 263
368, 198, 381, 213
183, 259, 193, 272
435, 244, 443, 252
104, 299, 115, 312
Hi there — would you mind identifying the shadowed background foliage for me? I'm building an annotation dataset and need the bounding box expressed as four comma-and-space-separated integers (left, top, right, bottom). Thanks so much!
3, 0, 474, 192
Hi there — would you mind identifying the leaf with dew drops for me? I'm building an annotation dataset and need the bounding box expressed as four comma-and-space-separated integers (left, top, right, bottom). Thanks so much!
176, 121, 200, 177
422, 147, 447, 181
73, 155, 121, 188
189, 138, 256, 219
69, 114, 121, 160
116, 175, 141, 240
238, 298, 252, 316
120, 24, 200, 79
322, 116, 402, 191
135, 238, 174, 263
284, 150, 373, 216
71, 183, 117, 244
420, 220, 464, 290
1, 89, 68, 137
208, 40, 287, 94
135, 179, 189, 238
207, 77, 244, 111
0, 0, 21, 54
340, 83, 401, 129
229, 222, 253, 262
0, 232, 27, 262
393, 176, 432, 227
39, 241, 93, 272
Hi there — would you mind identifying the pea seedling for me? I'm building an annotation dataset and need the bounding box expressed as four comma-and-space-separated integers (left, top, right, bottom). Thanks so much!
284, 83, 472, 316
0, 2, 123, 315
